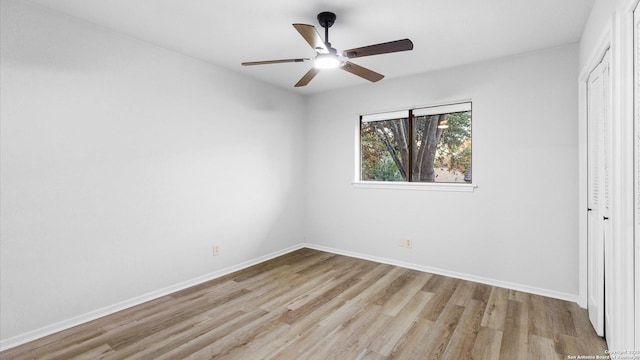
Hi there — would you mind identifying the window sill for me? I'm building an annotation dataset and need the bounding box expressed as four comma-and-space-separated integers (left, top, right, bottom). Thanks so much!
352, 181, 477, 192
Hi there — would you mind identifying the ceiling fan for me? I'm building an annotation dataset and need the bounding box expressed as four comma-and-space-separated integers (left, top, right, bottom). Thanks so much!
241, 12, 414, 87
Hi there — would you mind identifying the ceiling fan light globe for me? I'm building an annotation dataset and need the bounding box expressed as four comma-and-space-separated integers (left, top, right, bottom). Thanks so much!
314, 54, 343, 69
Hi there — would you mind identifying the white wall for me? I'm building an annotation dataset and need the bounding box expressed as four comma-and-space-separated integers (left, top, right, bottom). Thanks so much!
0, 0, 306, 343
305, 44, 580, 299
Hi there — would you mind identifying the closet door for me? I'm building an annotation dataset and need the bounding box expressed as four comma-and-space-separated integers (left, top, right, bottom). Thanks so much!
587, 49, 611, 337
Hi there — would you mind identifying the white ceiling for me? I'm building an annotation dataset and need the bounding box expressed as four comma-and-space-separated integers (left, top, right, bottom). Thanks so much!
27, 0, 595, 95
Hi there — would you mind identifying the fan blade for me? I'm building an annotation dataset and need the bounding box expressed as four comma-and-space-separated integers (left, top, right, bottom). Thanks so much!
342, 61, 384, 82
343, 39, 413, 59
293, 24, 329, 53
242, 58, 310, 66
294, 68, 320, 87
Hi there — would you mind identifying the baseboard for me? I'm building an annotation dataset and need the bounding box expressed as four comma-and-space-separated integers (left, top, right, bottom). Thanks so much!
303, 243, 580, 304
0, 243, 304, 352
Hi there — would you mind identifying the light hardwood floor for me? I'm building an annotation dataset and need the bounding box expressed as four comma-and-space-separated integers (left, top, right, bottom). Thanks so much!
1, 248, 607, 359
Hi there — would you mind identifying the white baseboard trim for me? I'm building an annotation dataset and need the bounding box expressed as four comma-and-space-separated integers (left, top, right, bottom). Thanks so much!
304, 243, 580, 304
0, 243, 304, 352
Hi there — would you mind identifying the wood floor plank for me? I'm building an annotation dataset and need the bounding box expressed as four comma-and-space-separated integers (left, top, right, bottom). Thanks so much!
555, 333, 583, 358
340, 266, 408, 307
471, 327, 504, 360
387, 317, 436, 359
472, 283, 492, 304
338, 262, 397, 301
101, 312, 241, 359
109, 287, 252, 350
370, 269, 415, 307
528, 293, 554, 339
306, 304, 391, 360
550, 297, 578, 337
355, 348, 387, 360
499, 299, 529, 359
481, 286, 510, 330
0, 326, 108, 360
566, 302, 608, 352
419, 276, 459, 322
367, 290, 434, 356
317, 297, 370, 329
261, 294, 348, 358
440, 298, 485, 359
280, 275, 360, 325
529, 333, 562, 360
271, 323, 340, 359
379, 269, 430, 317
422, 273, 446, 292
209, 308, 291, 360
68, 344, 115, 360
158, 308, 271, 359
1, 249, 607, 360
423, 302, 466, 359
257, 268, 340, 312
508, 288, 529, 302
448, 279, 477, 307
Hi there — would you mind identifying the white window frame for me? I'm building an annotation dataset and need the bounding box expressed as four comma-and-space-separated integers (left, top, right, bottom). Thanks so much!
353, 101, 476, 192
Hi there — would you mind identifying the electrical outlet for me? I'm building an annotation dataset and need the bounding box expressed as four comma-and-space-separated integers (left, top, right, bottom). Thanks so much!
398, 238, 412, 248
213, 244, 220, 256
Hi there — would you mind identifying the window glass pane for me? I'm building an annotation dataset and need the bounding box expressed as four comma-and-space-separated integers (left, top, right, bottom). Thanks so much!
412, 110, 471, 183
360, 117, 410, 181
358, 103, 472, 184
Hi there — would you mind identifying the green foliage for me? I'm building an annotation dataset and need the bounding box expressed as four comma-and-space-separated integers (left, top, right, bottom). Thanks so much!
367, 156, 404, 181
360, 120, 406, 181
435, 111, 472, 174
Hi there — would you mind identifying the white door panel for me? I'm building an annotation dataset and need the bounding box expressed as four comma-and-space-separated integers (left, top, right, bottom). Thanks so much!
587, 49, 611, 337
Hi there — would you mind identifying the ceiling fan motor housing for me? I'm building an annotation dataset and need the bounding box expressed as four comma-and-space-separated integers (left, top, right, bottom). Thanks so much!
317, 12, 336, 28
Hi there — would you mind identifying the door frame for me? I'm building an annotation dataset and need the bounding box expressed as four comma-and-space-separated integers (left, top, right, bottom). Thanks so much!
615, 0, 638, 350
578, 0, 637, 349
630, 0, 640, 350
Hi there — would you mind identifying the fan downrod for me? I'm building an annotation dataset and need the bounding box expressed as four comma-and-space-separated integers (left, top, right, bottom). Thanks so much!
317, 12, 336, 47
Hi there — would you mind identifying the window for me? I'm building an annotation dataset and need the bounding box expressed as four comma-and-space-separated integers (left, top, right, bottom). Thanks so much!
359, 102, 472, 184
